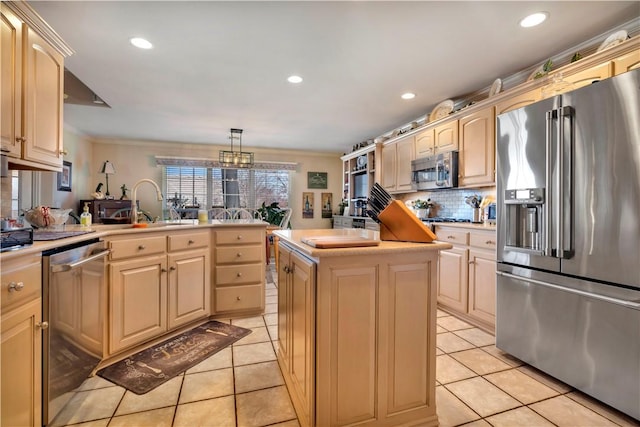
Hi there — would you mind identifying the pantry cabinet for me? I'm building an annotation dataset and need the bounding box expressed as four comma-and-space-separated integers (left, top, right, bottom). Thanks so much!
458, 107, 495, 187
0, 3, 71, 172
1, 254, 43, 427
435, 225, 496, 332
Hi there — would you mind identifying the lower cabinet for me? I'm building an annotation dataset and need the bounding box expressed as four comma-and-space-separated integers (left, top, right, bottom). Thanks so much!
435, 226, 497, 332
1, 254, 43, 427
277, 241, 438, 427
107, 229, 210, 355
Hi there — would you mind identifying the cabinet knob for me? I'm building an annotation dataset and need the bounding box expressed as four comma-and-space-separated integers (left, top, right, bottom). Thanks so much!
236, 296, 241, 301
59, 149, 68, 155
469, 260, 475, 264
161, 268, 167, 273
447, 235, 455, 239
170, 266, 176, 271
188, 239, 195, 244
236, 252, 243, 257
37, 321, 49, 330
283, 265, 290, 273
15, 136, 25, 143
8, 281, 24, 292
236, 272, 242, 277
485, 240, 495, 245
237, 235, 243, 240
138, 245, 146, 250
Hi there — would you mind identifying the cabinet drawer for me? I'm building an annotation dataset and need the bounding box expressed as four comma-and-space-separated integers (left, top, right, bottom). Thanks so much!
469, 232, 497, 251
215, 284, 263, 313
435, 228, 469, 245
216, 245, 263, 264
1, 255, 41, 310
214, 229, 263, 245
168, 231, 210, 252
215, 263, 264, 285
109, 235, 166, 260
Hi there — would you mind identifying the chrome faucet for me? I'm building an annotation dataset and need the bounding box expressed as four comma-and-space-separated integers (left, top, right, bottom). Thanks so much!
131, 179, 163, 224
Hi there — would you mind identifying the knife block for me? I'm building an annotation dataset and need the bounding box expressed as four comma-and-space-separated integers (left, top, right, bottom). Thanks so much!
377, 200, 437, 243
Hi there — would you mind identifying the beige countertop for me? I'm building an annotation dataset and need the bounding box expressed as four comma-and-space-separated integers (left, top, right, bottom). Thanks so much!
273, 228, 452, 258
432, 222, 496, 231
0, 219, 267, 260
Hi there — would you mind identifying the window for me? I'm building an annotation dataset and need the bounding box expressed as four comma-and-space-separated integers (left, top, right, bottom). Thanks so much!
164, 166, 290, 210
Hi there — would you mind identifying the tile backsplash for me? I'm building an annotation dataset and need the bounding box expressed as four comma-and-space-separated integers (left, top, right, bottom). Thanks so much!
400, 187, 496, 220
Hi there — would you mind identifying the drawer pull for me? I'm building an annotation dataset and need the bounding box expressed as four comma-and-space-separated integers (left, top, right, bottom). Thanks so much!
188, 239, 195, 244
170, 266, 176, 271
236, 272, 243, 277
237, 235, 243, 240
447, 235, 455, 239
8, 281, 24, 292
237, 252, 242, 257
236, 296, 241, 301
485, 240, 495, 245
37, 321, 49, 330
138, 245, 146, 250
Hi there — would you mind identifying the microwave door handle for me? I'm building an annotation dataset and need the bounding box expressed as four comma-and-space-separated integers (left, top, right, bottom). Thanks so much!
545, 109, 556, 257
435, 161, 445, 186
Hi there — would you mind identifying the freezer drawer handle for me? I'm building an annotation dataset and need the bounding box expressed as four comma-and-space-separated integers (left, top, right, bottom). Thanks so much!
497, 271, 640, 310
50, 249, 111, 272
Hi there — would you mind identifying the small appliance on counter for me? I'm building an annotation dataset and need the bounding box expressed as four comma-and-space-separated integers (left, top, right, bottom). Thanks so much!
0, 226, 34, 252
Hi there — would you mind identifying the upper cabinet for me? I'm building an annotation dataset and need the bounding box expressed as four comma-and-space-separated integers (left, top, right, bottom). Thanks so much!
415, 128, 435, 159
458, 107, 495, 187
564, 62, 613, 91
381, 135, 415, 194
0, 3, 72, 172
613, 50, 640, 75
434, 120, 458, 153
495, 88, 542, 116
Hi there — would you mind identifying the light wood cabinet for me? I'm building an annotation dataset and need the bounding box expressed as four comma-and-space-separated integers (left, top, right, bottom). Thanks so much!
277, 244, 316, 427
1, 254, 43, 427
212, 227, 265, 316
0, 4, 69, 171
435, 225, 496, 331
613, 50, 640, 75
564, 62, 613, 91
495, 88, 542, 115
415, 127, 435, 159
434, 120, 458, 153
380, 135, 415, 194
458, 107, 495, 187
277, 240, 439, 427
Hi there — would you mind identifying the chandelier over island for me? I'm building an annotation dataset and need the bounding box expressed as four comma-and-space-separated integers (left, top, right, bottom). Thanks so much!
219, 128, 254, 168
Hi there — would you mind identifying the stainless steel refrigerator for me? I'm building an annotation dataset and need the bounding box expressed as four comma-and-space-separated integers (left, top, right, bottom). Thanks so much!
496, 68, 640, 420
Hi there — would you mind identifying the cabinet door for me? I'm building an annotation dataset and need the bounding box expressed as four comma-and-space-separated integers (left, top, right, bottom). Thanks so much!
396, 136, 415, 192
415, 128, 435, 159
437, 247, 468, 312
381, 142, 397, 191
468, 249, 496, 328
434, 120, 458, 153
1, 6, 22, 157
289, 251, 316, 427
613, 50, 640, 75
23, 27, 64, 168
459, 108, 495, 187
168, 248, 210, 330
109, 254, 167, 354
1, 298, 42, 427
565, 62, 613, 90
495, 89, 541, 115
277, 245, 292, 371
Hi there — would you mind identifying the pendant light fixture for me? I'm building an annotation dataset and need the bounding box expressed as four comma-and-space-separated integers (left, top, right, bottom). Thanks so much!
219, 128, 254, 168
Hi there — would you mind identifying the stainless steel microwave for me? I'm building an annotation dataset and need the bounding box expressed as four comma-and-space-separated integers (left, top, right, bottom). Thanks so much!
411, 151, 458, 190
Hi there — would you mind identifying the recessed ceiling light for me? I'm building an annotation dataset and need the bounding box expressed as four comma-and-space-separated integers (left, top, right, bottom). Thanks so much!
287, 75, 303, 83
401, 93, 416, 100
519, 12, 548, 28
130, 37, 153, 49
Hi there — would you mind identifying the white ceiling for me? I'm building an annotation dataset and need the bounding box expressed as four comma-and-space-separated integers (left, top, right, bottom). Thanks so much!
30, 1, 639, 154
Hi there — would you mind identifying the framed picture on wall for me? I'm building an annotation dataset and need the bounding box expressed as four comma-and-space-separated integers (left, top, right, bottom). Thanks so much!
321, 192, 333, 218
302, 192, 314, 219
57, 161, 72, 192
307, 172, 328, 189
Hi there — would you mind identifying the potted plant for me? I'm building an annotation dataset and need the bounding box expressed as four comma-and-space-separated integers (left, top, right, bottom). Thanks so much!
411, 198, 434, 219
257, 202, 288, 228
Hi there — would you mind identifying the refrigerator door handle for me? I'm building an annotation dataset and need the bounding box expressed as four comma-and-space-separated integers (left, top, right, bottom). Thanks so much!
497, 271, 640, 309
559, 106, 574, 258
544, 109, 556, 257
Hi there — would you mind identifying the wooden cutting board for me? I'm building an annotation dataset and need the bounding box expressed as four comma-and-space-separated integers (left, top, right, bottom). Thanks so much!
301, 236, 380, 249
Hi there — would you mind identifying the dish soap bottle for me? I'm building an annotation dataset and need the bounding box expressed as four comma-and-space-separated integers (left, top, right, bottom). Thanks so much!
81, 202, 92, 227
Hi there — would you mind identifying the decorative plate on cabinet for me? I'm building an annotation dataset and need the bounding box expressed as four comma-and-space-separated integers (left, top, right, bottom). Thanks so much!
429, 100, 454, 122
489, 78, 502, 97
597, 30, 628, 52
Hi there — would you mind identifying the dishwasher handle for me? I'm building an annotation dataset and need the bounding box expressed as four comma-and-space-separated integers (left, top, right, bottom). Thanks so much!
50, 249, 110, 272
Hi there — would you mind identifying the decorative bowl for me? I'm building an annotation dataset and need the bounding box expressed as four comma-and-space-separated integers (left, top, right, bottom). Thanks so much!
24, 207, 72, 229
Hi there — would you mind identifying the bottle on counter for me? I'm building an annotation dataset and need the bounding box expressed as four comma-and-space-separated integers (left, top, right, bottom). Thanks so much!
80, 202, 92, 227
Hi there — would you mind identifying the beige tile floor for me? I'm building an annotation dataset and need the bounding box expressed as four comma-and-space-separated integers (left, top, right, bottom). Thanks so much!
51, 265, 639, 427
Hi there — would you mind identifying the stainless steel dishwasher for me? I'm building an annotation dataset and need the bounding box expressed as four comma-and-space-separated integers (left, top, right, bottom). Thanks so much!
42, 239, 109, 426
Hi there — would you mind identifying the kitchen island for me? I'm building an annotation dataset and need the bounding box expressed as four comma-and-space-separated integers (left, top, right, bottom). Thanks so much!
273, 229, 452, 427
